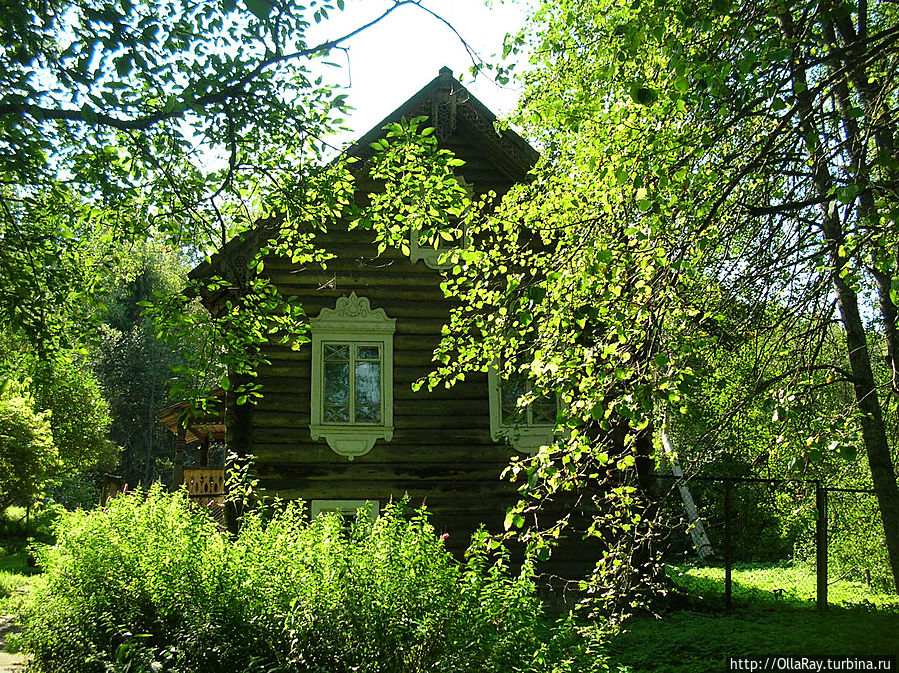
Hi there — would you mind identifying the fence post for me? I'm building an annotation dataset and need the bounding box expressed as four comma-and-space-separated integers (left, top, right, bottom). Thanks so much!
724, 480, 732, 610
816, 482, 828, 611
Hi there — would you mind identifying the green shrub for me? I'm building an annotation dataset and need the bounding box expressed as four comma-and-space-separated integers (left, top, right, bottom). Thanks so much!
21, 486, 594, 673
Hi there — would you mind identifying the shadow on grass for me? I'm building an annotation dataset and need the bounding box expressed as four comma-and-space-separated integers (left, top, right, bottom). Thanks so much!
600, 562, 899, 673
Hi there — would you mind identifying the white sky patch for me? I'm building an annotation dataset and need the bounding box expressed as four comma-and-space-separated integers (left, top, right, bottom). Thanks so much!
304, 0, 529, 144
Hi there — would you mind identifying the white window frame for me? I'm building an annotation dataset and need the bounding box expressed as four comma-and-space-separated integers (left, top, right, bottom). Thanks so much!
310, 293, 395, 460
488, 368, 558, 453
409, 175, 472, 270
310, 499, 379, 522
409, 227, 469, 270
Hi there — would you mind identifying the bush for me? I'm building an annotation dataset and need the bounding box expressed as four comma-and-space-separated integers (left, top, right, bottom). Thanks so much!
21, 486, 594, 673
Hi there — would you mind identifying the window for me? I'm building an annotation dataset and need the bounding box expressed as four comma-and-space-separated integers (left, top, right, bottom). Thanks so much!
409, 175, 472, 270
310, 293, 395, 459
488, 368, 559, 453
409, 227, 468, 270
310, 499, 379, 523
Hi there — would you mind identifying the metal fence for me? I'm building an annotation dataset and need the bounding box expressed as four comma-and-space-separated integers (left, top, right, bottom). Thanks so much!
655, 473, 879, 610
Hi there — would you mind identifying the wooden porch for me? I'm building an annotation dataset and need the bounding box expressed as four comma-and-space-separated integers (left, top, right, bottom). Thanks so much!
155, 389, 226, 494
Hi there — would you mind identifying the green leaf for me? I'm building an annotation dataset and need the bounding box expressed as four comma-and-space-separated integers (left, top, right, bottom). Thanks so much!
80, 104, 98, 125
631, 86, 659, 106
244, 0, 271, 20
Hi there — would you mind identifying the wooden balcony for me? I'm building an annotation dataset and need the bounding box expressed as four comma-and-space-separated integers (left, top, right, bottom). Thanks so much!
184, 468, 225, 503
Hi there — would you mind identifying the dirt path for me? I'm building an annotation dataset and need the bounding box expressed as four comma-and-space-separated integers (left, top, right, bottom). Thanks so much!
0, 610, 28, 672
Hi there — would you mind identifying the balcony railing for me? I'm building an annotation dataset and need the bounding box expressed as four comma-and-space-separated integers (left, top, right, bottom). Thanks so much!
183, 468, 225, 500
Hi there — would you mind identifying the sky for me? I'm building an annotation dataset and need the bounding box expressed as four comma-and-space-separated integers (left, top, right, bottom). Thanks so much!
303, 0, 531, 143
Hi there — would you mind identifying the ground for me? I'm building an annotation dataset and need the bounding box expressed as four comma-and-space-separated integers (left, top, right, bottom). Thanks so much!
0, 603, 27, 672
602, 563, 899, 673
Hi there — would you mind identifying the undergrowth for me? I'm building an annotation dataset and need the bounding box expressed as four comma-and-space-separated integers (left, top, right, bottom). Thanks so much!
20, 485, 600, 673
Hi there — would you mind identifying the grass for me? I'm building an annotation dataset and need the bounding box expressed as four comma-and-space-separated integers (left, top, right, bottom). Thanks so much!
0, 551, 39, 599
603, 562, 899, 673
0, 505, 56, 604
668, 561, 899, 610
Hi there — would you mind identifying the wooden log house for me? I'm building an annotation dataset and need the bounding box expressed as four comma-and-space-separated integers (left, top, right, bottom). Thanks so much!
159, 68, 597, 576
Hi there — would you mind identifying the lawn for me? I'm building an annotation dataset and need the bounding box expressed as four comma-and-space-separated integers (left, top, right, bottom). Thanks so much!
603, 562, 899, 673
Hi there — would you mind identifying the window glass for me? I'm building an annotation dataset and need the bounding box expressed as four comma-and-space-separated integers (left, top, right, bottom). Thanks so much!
501, 378, 526, 425
322, 342, 382, 425
500, 377, 556, 426
354, 355, 381, 423
531, 394, 557, 425
323, 354, 350, 423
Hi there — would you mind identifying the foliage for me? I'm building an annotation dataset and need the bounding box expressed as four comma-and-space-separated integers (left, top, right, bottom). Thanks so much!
21, 486, 597, 673
0, 381, 57, 511
1, 0, 456, 415
30, 353, 114, 472
368, 0, 899, 604
90, 242, 195, 487
0, 504, 60, 600
0, 334, 115, 504
0, 503, 62, 547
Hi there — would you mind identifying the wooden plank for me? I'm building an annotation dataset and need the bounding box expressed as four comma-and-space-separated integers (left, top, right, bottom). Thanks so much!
251, 412, 490, 431
250, 442, 513, 464
263, 485, 519, 506
261, 350, 445, 370
257, 481, 508, 500
248, 376, 482, 398
255, 462, 511, 482
254, 397, 488, 415
261, 334, 442, 355
266, 271, 449, 288
251, 427, 493, 444
276, 296, 453, 319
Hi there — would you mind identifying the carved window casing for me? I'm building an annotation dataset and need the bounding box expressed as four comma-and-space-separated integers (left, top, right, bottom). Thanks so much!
310, 499, 379, 522
310, 293, 395, 460
488, 369, 559, 453
409, 176, 473, 270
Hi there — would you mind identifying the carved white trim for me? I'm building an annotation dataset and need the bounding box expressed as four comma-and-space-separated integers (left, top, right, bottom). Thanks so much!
310, 294, 396, 460
310, 499, 379, 522
488, 368, 557, 454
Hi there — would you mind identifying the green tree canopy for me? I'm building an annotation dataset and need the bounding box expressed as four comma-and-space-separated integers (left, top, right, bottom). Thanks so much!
361, 0, 899, 602
0, 379, 57, 510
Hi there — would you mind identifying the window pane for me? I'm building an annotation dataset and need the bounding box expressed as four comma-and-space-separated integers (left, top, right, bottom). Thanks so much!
323, 360, 350, 423
356, 345, 380, 361
501, 379, 526, 425
354, 360, 381, 423
324, 344, 350, 361
531, 394, 557, 425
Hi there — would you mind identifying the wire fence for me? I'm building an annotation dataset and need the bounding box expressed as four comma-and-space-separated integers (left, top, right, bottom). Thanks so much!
654, 473, 882, 610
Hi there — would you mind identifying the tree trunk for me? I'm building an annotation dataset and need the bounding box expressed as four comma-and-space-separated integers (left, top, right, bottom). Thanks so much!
781, 9, 899, 591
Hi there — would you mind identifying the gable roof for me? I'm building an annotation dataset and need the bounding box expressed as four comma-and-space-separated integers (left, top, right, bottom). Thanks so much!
189, 68, 538, 289
347, 66, 538, 191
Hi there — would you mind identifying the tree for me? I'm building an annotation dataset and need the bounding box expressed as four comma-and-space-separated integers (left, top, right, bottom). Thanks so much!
0, 0, 444, 378
358, 0, 899, 602
477, 0, 899, 592
0, 379, 57, 511
0, 330, 115, 490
